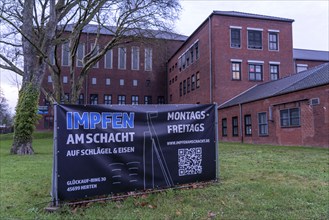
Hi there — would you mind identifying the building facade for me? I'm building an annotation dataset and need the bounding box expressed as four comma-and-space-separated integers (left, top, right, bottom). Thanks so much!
218, 63, 329, 148
168, 11, 295, 105
37, 26, 186, 130
293, 49, 329, 73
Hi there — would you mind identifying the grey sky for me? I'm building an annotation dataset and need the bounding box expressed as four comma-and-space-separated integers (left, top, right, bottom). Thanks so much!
1, 0, 328, 113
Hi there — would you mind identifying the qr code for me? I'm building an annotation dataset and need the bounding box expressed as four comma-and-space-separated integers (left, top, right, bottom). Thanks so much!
178, 147, 202, 176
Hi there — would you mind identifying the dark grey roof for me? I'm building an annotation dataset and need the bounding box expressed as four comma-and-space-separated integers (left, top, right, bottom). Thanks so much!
213, 11, 294, 22
64, 24, 188, 41
293, 49, 329, 61
219, 63, 329, 109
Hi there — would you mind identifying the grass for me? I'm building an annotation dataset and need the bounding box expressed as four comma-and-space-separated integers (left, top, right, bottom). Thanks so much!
0, 132, 328, 219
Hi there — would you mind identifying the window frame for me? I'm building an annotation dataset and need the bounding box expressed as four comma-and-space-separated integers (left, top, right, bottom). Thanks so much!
258, 112, 268, 136
268, 32, 279, 51
280, 108, 300, 127
232, 116, 239, 137
104, 94, 112, 105
244, 115, 252, 136
230, 28, 241, 48
231, 61, 242, 80
118, 95, 126, 105
131, 46, 140, 70
90, 94, 98, 105
131, 95, 139, 105
270, 64, 279, 81
104, 49, 113, 69
248, 63, 263, 81
222, 118, 227, 137
247, 29, 263, 50
145, 47, 152, 71
118, 47, 127, 70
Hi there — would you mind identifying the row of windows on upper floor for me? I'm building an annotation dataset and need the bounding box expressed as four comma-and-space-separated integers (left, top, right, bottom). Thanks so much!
230, 27, 280, 51
50, 44, 153, 71
168, 40, 200, 74
47, 76, 151, 87
48, 94, 164, 105
222, 108, 300, 137
231, 60, 280, 81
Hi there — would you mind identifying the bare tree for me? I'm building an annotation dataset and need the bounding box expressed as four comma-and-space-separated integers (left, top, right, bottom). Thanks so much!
0, 0, 181, 154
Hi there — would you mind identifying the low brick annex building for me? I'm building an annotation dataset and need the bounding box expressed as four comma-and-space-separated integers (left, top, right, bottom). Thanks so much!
218, 63, 329, 148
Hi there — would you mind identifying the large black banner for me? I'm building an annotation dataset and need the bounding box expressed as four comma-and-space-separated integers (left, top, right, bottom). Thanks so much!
53, 104, 218, 201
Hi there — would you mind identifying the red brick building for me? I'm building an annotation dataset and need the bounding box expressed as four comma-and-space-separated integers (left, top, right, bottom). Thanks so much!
218, 63, 329, 148
167, 11, 295, 105
293, 49, 329, 73
37, 25, 186, 129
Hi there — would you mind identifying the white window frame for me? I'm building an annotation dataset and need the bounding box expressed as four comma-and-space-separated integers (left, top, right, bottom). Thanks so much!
118, 47, 127, 70
62, 42, 70, 66
76, 43, 85, 67
145, 48, 152, 71
104, 49, 113, 69
131, 46, 140, 70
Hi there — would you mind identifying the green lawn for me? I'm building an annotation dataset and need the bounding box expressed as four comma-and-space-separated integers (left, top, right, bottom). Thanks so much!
0, 132, 328, 219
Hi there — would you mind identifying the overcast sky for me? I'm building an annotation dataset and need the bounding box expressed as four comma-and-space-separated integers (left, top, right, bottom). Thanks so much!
1, 0, 328, 114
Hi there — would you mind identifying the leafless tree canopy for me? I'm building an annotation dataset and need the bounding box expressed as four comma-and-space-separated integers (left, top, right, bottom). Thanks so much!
0, 0, 181, 102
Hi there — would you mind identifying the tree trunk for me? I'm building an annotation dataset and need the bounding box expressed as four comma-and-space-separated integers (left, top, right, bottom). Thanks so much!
10, 83, 40, 155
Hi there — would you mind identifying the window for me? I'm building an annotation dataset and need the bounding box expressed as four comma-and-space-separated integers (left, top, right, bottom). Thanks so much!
118, 47, 126, 69
195, 41, 199, 59
106, 78, 111, 86
91, 44, 99, 68
179, 82, 183, 96
91, 77, 97, 85
244, 115, 252, 136
131, 46, 140, 70
187, 77, 191, 93
146, 80, 151, 87
118, 95, 126, 105
105, 49, 113, 69
49, 46, 55, 65
269, 32, 279, 51
90, 94, 98, 105
191, 74, 196, 90
296, 64, 308, 73
104, 95, 112, 105
61, 93, 69, 104
230, 28, 241, 48
157, 96, 165, 104
249, 64, 263, 81
258, 112, 268, 135
131, 95, 138, 105
232, 62, 241, 80
133, 80, 138, 86
144, 96, 152, 104
183, 80, 187, 95
232, 117, 238, 136
280, 108, 300, 127
196, 72, 200, 88
222, 118, 227, 136
248, 29, 262, 49
270, 64, 279, 81
120, 79, 124, 86
62, 42, 70, 66
44, 116, 54, 129
78, 93, 84, 104
145, 48, 152, 71
63, 76, 68, 84
48, 75, 52, 83
76, 43, 84, 67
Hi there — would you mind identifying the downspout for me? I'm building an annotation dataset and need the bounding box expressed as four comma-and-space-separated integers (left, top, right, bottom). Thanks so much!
208, 16, 213, 103
239, 103, 243, 143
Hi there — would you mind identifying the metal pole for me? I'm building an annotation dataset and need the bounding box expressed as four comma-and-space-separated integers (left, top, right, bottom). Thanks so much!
51, 102, 59, 207
214, 104, 219, 181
